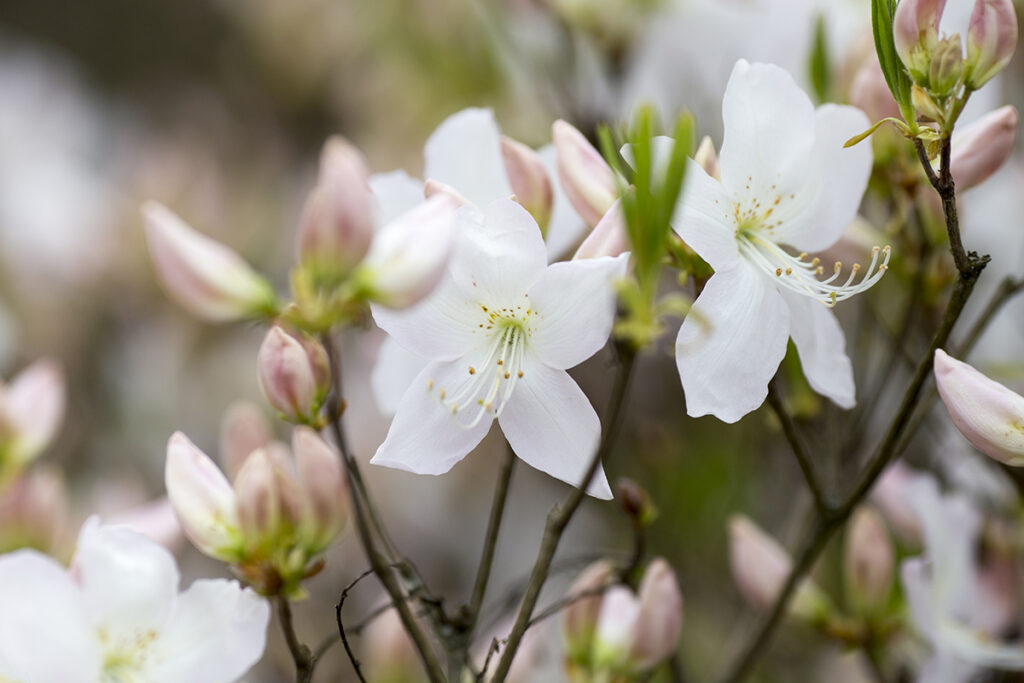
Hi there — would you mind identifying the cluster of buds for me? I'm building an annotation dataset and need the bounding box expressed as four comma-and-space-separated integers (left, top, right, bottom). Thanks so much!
257, 326, 331, 426
164, 411, 348, 597
562, 558, 683, 680
143, 135, 460, 332
0, 360, 65, 485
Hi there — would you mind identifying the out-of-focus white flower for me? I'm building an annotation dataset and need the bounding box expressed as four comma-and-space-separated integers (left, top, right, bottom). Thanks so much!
370, 199, 627, 498
0, 359, 65, 476
0, 519, 269, 683
672, 60, 881, 423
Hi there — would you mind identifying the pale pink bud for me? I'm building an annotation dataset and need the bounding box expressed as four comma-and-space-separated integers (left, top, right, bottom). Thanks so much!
553, 120, 617, 228
0, 360, 65, 467
108, 497, 183, 552
844, 507, 894, 615
563, 559, 616, 662
233, 448, 282, 548
219, 401, 273, 479
850, 61, 901, 122
966, 0, 1018, 88
142, 201, 277, 321
693, 136, 721, 181
363, 607, 425, 683
593, 587, 642, 669
934, 349, 1024, 466
869, 463, 924, 545
574, 199, 628, 260
296, 137, 375, 277
292, 426, 348, 552
893, 0, 947, 82
423, 179, 470, 206
501, 136, 554, 232
950, 105, 1018, 190
164, 432, 241, 560
0, 466, 67, 554
360, 195, 458, 309
627, 558, 683, 671
257, 327, 330, 424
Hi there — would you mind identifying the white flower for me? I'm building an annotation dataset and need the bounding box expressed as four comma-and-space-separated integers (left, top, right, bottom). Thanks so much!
0, 518, 269, 683
672, 60, 884, 423
370, 199, 627, 499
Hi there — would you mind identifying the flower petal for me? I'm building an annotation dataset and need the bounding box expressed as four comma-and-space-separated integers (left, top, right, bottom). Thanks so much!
676, 262, 790, 423
423, 108, 512, 208
370, 170, 426, 227
498, 361, 610, 499
0, 550, 98, 683
4, 359, 65, 464
371, 335, 429, 416
537, 144, 588, 260
372, 359, 494, 475
671, 160, 740, 271
527, 254, 628, 369
143, 579, 270, 683
779, 289, 855, 408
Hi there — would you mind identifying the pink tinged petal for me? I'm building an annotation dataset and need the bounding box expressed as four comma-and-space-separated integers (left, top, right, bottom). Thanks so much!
0, 465, 68, 554
424, 179, 472, 206
967, 0, 1018, 88
950, 105, 1018, 191
574, 199, 629, 260
257, 327, 321, 423
850, 60, 901, 122
371, 336, 428, 415
844, 507, 895, 614
164, 432, 241, 560
292, 426, 348, 551
371, 359, 494, 475
362, 194, 460, 309
527, 254, 628, 369
779, 289, 856, 409
141, 201, 275, 322
0, 550, 99, 682
553, 119, 617, 228
296, 136, 374, 275
594, 587, 642, 665
870, 464, 926, 545
766, 104, 874, 253
934, 349, 1024, 466
142, 579, 270, 683
563, 560, 616, 660
501, 135, 554, 232
423, 107, 512, 208
3, 359, 65, 464
233, 448, 282, 545
108, 497, 184, 553
537, 144, 588, 261
72, 519, 180, 639
629, 558, 683, 671
370, 170, 426, 226
219, 401, 272, 480
894, 0, 947, 68
497, 360, 611, 499
671, 160, 741, 272
675, 263, 790, 423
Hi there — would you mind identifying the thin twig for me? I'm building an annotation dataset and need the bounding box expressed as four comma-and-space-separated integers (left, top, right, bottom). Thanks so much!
466, 445, 518, 629
489, 346, 637, 682
335, 568, 377, 683
766, 381, 830, 516
276, 596, 314, 683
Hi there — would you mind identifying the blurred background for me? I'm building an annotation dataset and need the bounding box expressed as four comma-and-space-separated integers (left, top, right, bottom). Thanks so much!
1, 0, 1022, 680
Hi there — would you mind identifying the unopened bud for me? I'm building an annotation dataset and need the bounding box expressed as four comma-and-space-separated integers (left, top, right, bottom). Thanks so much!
553, 120, 618, 228
142, 201, 277, 321
966, 0, 1018, 89
563, 559, 616, 663
934, 349, 1024, 466
912, 84, 945, 123
363, 608, 426, 683
626, 558, 683, 672
360, 195, 459, 309
501, 136, 554, 233
693, 136, 720, 180
233, 448, 282, 551
0, 360, 65, 472
844, 507, 894, 615
296, 137, 375, 281
613, 477, 655, 525
929, 34, 965, 97
893, 0, 947, 83
574, 199, 629, 260
292, 426, 348, 552
850, 61, 901, 122
164, 432, 241, 561
257, 327, 331, 425
219, 401, 272, 479
950, 105, 1018, 190
0, 466, 67, 554
870, 464, 925, 545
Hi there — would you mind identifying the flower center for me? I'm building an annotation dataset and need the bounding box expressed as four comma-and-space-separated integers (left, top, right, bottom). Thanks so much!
99, 627, 158, 682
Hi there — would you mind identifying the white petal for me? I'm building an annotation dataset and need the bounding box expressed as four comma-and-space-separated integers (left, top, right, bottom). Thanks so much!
767, 105, 873, 253
73, 519, 180, 641
719, 60, 816, 199
372, 359, 494, 475
370, 170, 426, 226
498, 360, 610, 499
143, 579, 270, 683
450, 199, 548, 303
423, 108, 512, 208
537, 144, 588, 260
527, 255, 628, 369
371, 335, 429, 416
675, 262, 790, 423
939, 620, 1024, 671
671, 160, 740, 271
0, 550, 99, 683
780, 289, 855, 408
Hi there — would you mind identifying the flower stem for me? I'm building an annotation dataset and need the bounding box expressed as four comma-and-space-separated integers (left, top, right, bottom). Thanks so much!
766, 381, 829, 516
275, 596, 314, 683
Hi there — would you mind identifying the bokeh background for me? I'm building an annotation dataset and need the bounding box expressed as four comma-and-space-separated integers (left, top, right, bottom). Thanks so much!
1, 0, 1022, 680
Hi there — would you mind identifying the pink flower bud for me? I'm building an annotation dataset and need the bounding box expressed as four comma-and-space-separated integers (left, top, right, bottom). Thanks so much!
563, 559, 616, 662
574, 199, 629, 260
0, 360, 65, 469
627, 558, 683, 671
292, 426, 348, 552
142, 201, 277, 321
501, 135, 554, 233
0, 466, 67, 554
693, 136, 721, 181
363, 608, 425, 683
360, 195, 459, 309
870, 463, 925, 545
233, 448, 282, 549
844, 507, 894, 615
893, 0, 947, 82
296, 137, 375, 278
257, 327, 331, 424
553, 120, 618, 228
950, 105, 1018, 190
966, 0, 1018, 88
423, 179, 471, 206
934, 349, 1024, 466
164, 432, 241, 561
219, 401, 272, 479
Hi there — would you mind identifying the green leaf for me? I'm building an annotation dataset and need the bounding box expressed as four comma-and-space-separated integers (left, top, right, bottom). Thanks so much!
842, 117, 911, 147
808, 14, 831, 104
871, 0, 915, 120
